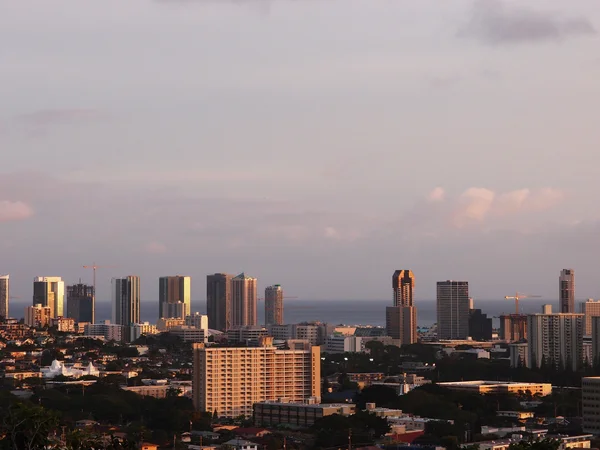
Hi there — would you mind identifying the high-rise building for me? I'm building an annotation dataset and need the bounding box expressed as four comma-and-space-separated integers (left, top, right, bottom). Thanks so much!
206, 273, 233, 331
499, 314, 528, 342
66, 283, 95, 323
436, 280, 469, 340
581, 299, 600, 336
159, 276, 191, 320
592, 316, 600, 366
583, 377, 600, 433
25, 304, 52, 328
386, 270, 417, 345
468, 308, 492, 341
193, 337, 321, 418
559, 269, 575, 313
0, 275, 9, 319
33, 277, 65, 318
265, 284, 284, 326
112, 276, 140, 326
231, 273, 257, 327
527, 313, 584, 371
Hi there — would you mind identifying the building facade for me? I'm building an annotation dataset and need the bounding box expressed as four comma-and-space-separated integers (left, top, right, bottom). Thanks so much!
386, 270, 417, 345
231, 273, 257, 328
581, 299, 600, 336
85, 321, 124, 341
66, 283, 95, 323
33, 277, 65, 318
0, 275, 9, 319
254, 401, 355, 427
560, 269, 575, 313
112, 276, 141, 326
527, 313, 584, 370
499, 314, 527, 342
264, 285, 284, 326
325, 335, 363, 353
436, 281, 469, 340
159, 276, 191, 320
206, 273, 233, 331
193, 337, 321, 418
468, 309, 493, 341
25, 304, 52, 328
583, 377, 600, 433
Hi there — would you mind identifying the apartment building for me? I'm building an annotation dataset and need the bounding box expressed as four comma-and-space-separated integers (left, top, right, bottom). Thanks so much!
253, 400, 355, 427
193, 337, 320, 418
527, 313, 584, 371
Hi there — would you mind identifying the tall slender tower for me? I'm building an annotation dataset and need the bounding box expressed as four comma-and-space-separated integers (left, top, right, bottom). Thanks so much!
33, 277, 65, 318
560, 269, 575, 313
67, 283, 95, 323
231, 273, 257, 327
265, 284, 284, 326
0, 275, 9, 319
112, 276, 140, 325
436, 280, 470, 339
207, 273, 233, 331
159, 276, 191, 320
386, 270, 417, 345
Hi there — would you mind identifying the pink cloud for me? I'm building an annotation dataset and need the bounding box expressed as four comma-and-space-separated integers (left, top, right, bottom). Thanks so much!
0, 200, 34, 223
144, 241, 168, 254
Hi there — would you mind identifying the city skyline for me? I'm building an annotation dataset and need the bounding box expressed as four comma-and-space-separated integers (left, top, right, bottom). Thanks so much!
2, 0, 600, 304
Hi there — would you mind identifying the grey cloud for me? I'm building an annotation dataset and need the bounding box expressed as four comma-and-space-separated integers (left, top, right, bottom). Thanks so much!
459, 0, 596, 45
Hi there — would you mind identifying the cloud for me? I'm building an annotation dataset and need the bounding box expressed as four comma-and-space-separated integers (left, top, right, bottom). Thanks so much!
459, 0, 596, 45
144, 241, 168, 254
0, 200, 34, 223
427, 187, 446, 202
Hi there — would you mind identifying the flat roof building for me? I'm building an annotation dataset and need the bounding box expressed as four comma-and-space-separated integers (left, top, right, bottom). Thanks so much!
438, 380, 552, 396
253, 400, 355, 427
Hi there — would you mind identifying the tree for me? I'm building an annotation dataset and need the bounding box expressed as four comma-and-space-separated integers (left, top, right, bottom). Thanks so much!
0, 403, 59, 450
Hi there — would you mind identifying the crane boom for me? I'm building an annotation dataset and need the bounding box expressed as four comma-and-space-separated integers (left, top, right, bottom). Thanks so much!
504, 292, 541, 314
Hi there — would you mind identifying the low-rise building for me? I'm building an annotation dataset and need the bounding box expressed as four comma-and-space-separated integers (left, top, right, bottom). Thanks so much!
325, 335, 363, 353
169, 326, 207, 343
253, 400, 355, 427
438, 381, 552, 396
50, 317, 76, 332
85, 321, 124, 342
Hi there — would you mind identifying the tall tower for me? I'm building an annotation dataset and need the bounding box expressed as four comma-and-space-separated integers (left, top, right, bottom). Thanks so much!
436, 280, 470, 340
386, 270, 417, 345
0, 275, 9, 319
560, 269, 575, 313
112, 276, 140, 325
231, 273, 257, 327
265, 284, 284, 326
33, 277, 65, 318
159, 276, 191, 320
67, 283, 95, 323
207, 273, 233, 331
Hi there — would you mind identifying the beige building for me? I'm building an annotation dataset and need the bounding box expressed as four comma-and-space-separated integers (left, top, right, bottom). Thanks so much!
25, 304, 52, 328
264, 284, 284, 326
231, 273, 257, 327
50, 317, 76, 332
193, 337, 320, 418
386, 270, 417, 345
254, 400, 355, 427
438, 380, 552, 396
33, 276, 65, 318
581, 299, 600, 336
159, 275, 191, 320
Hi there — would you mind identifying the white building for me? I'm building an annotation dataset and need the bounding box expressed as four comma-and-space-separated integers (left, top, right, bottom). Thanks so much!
41, 360, 99, 379
185, 313, 209, 331
85, 321, 124, 342
325, 335, 363, 353
527, 313, 584, 370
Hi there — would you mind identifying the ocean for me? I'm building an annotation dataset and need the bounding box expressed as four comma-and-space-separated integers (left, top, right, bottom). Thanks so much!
11, 298, 558, 328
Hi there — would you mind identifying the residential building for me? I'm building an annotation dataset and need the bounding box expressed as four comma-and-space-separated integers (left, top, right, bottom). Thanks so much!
231, 273, 257, 327
159, 275, 191, 320
266, 322, 334, 346
112, 276, 140, 326
33, 276, 65, 318
560, 269, 575, 313
66, 283, 95, 323
206, 273, 233, 331
436, 280, 469, 340
592, 316, 600, 366
130, 322, 158, 341
192, 337, 321, 418
0, 275, 9, 318
157, 318, 185, 331
253, 400, 355, 427
438, 381, 552, 396
581, 299, 600, 336
499, 314, 527, 342
386, 270, 417, 345
468, 309, 493, 341
227, 326, 268, 344
583, 377, 600, 433
50, 317, 75, 332
24, 304, 52, 328
325, 335, 363, 353
169, 326, 207, 343
527, 313, 584, 370
509, 343, 529, 368
84, 321, 124, 341
264, 284, 284, 326
185, 313, 209, 330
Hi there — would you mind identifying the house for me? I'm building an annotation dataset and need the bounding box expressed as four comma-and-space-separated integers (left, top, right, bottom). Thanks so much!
233, 427, 271, 439
223, 439, 259, 450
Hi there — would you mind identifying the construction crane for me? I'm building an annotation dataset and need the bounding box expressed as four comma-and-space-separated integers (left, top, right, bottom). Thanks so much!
504, 292, 541, 314
82, 263, 116, 299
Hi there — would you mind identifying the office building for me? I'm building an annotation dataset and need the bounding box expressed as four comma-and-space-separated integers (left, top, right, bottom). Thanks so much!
33, 277, 65, 318
0, 275, 9, 318
325, 335, 363, 353
386, 270, 417, 345
560, 269, 575, 313
206, 273, 233, 331
264, 284, 284, 326
254, 401, 355, 427
227, 326, 268, 344
581, 299, 600, 336
231, 273, 257, 327
66, 283, 95, 323
499, 314, 527, 342
170, 326, 207, 343
436, 281, 469, 340
468, 309, 493, 341
159, 275, 191, 320
112, 276, 140, 326
25, 304, 52, 328
193, 337, 320, 418
527, 313, 584, 371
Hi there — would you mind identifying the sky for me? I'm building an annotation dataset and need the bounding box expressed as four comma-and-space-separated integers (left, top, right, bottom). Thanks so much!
1, 0, 600, 313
